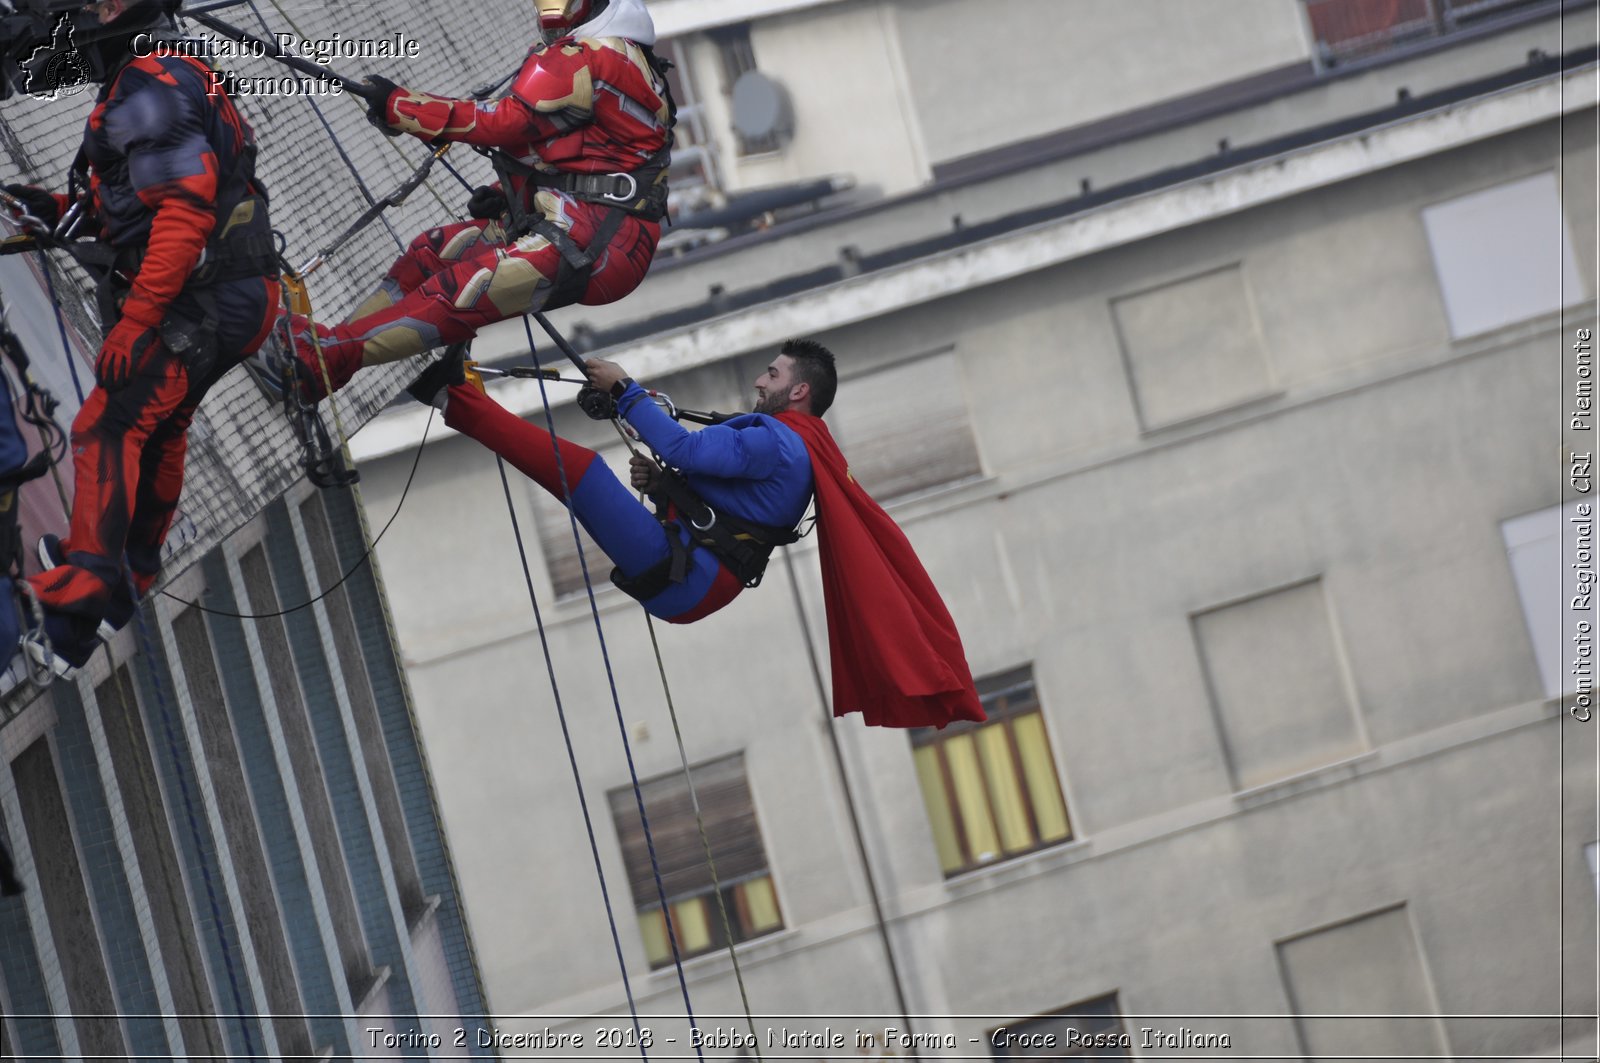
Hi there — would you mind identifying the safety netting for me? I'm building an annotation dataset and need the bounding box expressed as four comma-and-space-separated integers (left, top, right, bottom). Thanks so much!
0, 0, 534, 581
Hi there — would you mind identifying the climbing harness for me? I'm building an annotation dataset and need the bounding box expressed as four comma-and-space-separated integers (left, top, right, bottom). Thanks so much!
514, 316, 767, 1057
257, 266, 361, 489
0, 8, 777, 1053
0, 293, 68, 686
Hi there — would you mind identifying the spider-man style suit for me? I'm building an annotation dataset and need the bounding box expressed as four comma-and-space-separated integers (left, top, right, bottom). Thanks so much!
22, 46, 278, 627
443, 380, 813, 623
277, 0, 671, 400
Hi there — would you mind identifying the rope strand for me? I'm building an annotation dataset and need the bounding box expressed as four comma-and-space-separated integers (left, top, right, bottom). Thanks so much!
523, 314, 705, 1057
487, 446, 651, 1051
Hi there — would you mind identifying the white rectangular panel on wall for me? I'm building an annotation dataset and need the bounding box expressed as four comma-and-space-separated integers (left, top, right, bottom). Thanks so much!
1423, 171, 1585, 339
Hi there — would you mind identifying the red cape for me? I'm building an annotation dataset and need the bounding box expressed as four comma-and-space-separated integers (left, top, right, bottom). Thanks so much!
776, 411, 985, 729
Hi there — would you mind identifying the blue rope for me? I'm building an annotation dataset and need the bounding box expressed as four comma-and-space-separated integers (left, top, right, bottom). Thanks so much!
128, 597, 258, 1059
445, 125, 707, 1051
438, 155, 476, 194
485, 451, 650, 1057
520, 315, 707, 1059
35, 253, 86, 404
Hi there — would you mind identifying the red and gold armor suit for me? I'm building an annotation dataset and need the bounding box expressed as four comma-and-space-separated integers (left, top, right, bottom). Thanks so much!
284, 3, 672, 399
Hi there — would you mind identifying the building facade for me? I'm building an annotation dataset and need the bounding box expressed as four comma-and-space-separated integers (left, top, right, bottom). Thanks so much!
0, 476, 492, 1060
353, 1, 1600, 1059
0, 0, 529, 1056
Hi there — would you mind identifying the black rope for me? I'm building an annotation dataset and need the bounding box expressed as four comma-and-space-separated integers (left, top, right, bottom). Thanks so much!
158, 408, 434, 620
520, 317, 707, 1058
235, 0, 403, 248
486, 427, 653, 1055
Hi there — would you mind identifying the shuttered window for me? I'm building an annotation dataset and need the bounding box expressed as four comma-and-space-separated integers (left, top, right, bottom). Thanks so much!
828, 349, 982, 501
529, 438, 630, 599
990, 993, 1131, 1059
911, 666, 1072, 876
608, 753, 782, 968
1304, 0, 1556, 68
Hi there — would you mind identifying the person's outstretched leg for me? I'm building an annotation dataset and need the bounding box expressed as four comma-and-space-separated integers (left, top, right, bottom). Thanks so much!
345, 218, 510, 322
412, 359, 740, 622
441, 382, 671, 576
280, 201, 658, 402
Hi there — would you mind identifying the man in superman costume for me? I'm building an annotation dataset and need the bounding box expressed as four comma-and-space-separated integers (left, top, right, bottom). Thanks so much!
2, 0, 280, 671
258, 0, 673, 403
409, 339, 985, 729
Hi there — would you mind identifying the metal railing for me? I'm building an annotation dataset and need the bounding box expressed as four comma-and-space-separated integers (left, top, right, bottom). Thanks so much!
1305, 0, 1564, 67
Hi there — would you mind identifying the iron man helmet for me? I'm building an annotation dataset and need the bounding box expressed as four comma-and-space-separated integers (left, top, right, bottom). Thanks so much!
533, 0, 604, 34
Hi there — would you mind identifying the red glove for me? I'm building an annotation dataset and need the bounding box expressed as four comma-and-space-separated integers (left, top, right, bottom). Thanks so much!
96, 316, 162, 390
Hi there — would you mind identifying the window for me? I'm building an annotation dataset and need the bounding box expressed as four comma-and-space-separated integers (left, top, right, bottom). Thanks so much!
1502, 503, 1590, 701
1277, 905, 1447, 1059
708, 23, 780, 155
657, 38, 722, 213
1111, 264, 1274, 430
991, 993, 1130, 1060
1192, 579, 1365, 791
1305, 0, 1559, 68
911, 667, 1072, 876
608, 753, 782, 968
1305, 0, 1442, 65
828, 348, 983, 501
1422, 172, 1584, 339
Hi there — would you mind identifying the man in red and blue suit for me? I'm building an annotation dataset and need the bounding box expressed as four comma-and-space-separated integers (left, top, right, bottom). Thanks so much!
409, 339, 988, 729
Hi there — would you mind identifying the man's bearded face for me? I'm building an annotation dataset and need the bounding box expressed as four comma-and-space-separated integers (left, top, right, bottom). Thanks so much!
753, 353, 801, 414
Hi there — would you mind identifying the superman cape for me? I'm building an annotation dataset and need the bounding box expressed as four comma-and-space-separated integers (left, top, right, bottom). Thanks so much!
775, 411, 984, 729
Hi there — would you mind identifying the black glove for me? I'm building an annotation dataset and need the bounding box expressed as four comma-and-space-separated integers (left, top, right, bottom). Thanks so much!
360, 74, 403, 135
3, 184, 59, 227
406, 349, 466, 407
576, 384, 618, 421
466, 185, 508, 220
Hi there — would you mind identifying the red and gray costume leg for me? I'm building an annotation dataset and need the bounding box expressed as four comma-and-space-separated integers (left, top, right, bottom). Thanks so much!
27, 51, 275, 621
290, 201, 657, 400
32, 276, 278, 617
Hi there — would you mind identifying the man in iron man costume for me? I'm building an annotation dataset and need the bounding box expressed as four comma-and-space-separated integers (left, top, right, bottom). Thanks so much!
260, 0, 673, 402
2, 0, 279, 668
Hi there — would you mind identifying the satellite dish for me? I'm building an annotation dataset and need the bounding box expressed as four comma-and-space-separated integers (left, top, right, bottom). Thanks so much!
731, 70, 793, 145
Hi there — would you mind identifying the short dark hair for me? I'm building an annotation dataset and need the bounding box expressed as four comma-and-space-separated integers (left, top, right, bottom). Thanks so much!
781, 338, 837, 415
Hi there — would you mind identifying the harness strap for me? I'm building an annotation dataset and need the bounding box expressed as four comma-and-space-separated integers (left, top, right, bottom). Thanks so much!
609, 519, 692, 601
530, 203, 629, 275
610, 469, 801, 604
491, 133, 671, 223
517, 158, 670, 223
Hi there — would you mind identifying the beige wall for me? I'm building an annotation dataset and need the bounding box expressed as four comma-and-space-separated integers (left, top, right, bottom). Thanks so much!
893, 0, 1312, 166
686, 0, 930, 195
360, 108, 1597, 1050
